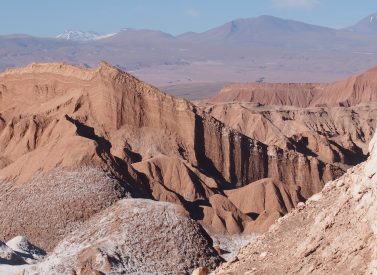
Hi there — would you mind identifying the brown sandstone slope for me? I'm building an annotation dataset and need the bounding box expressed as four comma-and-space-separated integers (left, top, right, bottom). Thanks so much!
314, 66, 377, 107
214, 130, 377, 275
211, 65, 377, 107
202, 102, 377, 166
211, 83, 321, 107
0, 63, 311, 186
225, 178, 301, 219
132, 157, 300, 235
0, 62, 342, 249
0, 62, 342, 191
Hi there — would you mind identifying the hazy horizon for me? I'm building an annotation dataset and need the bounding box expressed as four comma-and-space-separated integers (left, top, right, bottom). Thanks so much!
1, 0, 377, 37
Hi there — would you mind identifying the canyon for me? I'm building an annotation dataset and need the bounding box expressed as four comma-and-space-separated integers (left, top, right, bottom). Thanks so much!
214, 118, 377, 275
0, 62, 376, 273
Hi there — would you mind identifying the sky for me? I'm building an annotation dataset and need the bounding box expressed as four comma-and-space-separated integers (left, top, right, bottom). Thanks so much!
1, 0, 377, 37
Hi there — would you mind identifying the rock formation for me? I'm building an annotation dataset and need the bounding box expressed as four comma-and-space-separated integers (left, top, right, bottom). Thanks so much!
211, 66, 377, 108
214, 131, 377, 274
1, 61, 377, 273
201, 102, 376, 167
0, 236, 45, 274
225, 178, 302, 233
0, 241, 25, 266
6, 236, 46, 264
0, 62, 342, 249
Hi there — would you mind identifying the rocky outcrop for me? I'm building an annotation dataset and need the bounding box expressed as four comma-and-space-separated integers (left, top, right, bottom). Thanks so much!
225, 178, 300, 215
0, 62, 343, 251
132, 155, 218, 203
211, 83, 320, 107
214, 131, 377, 274
202, 194, 252, 235
0, 62, 341, 188
202, 102, 376, 168
6, 236, 46, 264
20, 199, 223, 275
132, 157, 307, 235
0, 236, 45, 268
210, 66, 377, 108
0, 241, 25, 266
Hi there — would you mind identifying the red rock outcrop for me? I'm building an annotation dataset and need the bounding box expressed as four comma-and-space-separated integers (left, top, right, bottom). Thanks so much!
226, 178, 301, 217
0, 62, 343, 250
210, 65, 377, 108
202, 102, 376, 168
211, 83, 320, 107
214, 131, 377, 275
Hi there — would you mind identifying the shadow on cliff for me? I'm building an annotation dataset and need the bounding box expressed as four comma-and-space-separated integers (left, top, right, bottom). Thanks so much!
64, 115, 150, 198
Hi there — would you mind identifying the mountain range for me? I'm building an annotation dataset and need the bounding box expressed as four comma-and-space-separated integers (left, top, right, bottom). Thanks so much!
2, 13, 377, 97
57, 13, 377, 42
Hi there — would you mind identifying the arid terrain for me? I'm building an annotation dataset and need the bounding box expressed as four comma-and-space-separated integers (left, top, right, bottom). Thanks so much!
0, 60, 377, 273
203, 66, 377, 168
3, 13, 377, 96
214, 121, 377, 275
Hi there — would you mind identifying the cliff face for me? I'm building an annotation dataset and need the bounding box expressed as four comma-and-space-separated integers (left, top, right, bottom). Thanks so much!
202, 102, 376, 168
0, 62, 342, 188
0, 63, 343, 250
214, 131, 377, 275
211, 83, 321, 107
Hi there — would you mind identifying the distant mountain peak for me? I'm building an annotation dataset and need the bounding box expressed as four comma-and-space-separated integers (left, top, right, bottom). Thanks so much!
56, 30, 116, 41
346, 12, 377, 34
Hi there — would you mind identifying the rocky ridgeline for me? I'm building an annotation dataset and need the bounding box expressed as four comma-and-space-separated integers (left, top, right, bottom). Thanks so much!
0, 62, 342, 244
211, 66, 377, 108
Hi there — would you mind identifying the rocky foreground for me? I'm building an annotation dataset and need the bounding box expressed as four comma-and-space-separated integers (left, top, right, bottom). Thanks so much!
16, 199, 222, 274
214, 130, 377, 274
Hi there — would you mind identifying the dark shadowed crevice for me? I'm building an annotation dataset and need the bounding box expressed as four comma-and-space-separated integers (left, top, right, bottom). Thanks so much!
228, 132, 237, 184
193, 114, 229, 188
64, 115, 150, 198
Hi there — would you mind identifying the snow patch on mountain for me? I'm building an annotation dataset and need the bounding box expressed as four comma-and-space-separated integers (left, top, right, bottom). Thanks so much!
56, 30, 116, 41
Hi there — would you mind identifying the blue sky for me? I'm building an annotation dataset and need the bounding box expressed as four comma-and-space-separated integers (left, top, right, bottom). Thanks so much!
1, 0, 377, 37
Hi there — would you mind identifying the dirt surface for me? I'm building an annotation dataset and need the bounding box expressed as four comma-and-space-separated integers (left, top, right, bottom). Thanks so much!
21, 199, 223, 275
